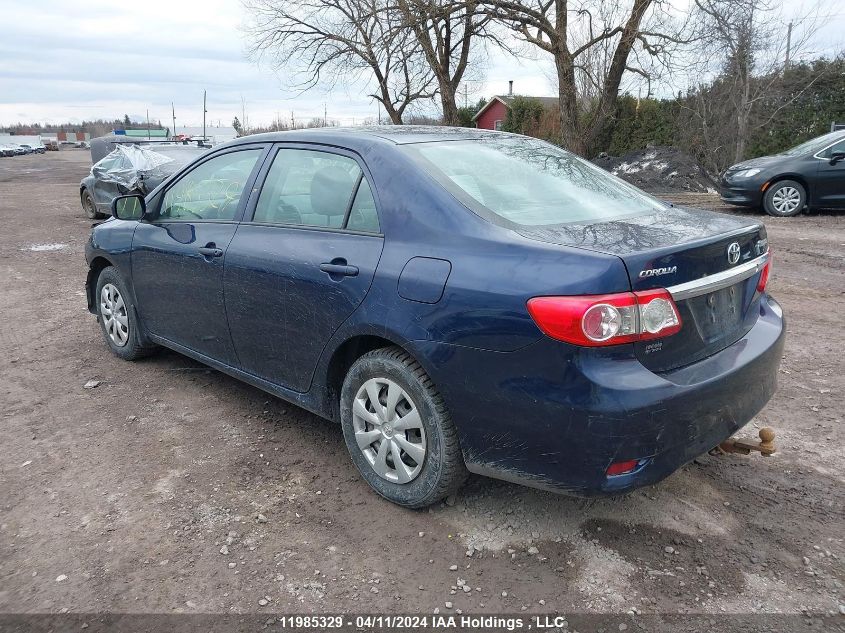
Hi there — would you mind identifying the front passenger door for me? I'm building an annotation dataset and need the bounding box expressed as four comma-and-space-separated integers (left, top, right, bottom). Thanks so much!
815, 139, 845, 208
132, 146, 266, 364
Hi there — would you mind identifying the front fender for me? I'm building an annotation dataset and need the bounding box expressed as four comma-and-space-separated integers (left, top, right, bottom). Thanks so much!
84, 220, 139, 313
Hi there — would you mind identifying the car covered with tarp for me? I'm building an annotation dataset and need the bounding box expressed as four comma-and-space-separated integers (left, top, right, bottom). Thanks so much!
80, 144, 208, 219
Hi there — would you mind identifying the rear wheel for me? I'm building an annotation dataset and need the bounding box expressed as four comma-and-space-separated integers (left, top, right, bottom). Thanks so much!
95, 267, 157, 360
340, 346, 466, 508
82, 189, 103, 219
763, 180, 805, 217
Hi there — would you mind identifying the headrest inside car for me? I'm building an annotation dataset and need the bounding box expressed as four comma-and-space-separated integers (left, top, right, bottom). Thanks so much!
310, 166, 355, 217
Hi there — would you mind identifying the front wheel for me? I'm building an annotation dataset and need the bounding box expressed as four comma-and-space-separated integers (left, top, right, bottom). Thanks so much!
95, 267, 157, 360
340, 347, 466, 508
763, 180, 806, 217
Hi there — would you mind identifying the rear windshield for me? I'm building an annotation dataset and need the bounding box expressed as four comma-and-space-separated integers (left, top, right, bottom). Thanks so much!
402, 136, 665, 226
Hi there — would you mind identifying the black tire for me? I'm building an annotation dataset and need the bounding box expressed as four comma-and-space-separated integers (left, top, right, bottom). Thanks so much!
95, 267, 157, 361
82, 189, 104, 220
763, 179, 806, 217
340, 346, 467, 508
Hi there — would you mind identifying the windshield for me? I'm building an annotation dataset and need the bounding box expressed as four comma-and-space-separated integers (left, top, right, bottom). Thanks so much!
781, 131, 845, 156
403, 136, 665, 226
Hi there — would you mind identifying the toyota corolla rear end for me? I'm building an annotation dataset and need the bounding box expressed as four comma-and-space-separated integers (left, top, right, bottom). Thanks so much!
514, 218, 781, 493
401, 134, 785, 495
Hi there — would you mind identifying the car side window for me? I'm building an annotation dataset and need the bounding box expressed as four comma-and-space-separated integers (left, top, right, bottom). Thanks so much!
819, 139, 845, 158
159, 149, 262, 221
253, 149, 365, 228
346, 178, 380, 232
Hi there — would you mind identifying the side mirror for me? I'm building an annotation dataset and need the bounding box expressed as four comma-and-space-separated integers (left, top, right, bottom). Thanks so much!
111, 194, 146, 220
829, 151, 845, 165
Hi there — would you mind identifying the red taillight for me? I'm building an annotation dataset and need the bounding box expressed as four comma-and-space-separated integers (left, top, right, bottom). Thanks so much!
527, 293, 639, 346
757, 256, 771, 293
527, 289, 682, 347
606, 459, 640, 476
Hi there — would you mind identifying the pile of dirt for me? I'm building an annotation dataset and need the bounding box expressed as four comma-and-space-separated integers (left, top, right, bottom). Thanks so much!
592, 145, 717, 194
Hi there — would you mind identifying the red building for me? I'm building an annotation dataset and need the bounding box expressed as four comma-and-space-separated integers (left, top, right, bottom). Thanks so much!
474, 96, 512, 131
473, 82, 559, 130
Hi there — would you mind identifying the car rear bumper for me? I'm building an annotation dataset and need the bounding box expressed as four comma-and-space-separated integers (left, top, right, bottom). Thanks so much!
413, 295, 785, 495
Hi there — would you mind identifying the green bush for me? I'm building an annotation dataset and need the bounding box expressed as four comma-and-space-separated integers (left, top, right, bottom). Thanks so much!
503, 97, 545, 135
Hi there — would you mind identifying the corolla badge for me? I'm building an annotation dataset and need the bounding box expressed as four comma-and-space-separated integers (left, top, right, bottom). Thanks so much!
727, 242, 741, 265
639, 266, 677, 278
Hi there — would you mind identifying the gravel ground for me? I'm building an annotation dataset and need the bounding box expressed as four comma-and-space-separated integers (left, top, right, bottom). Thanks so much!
0, 152, 843, 628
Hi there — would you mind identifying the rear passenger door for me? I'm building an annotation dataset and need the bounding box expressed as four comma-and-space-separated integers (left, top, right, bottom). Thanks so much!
224, 145, 384, 392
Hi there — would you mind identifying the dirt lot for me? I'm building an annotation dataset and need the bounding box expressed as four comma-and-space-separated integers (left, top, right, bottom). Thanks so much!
1, 151, 843, 627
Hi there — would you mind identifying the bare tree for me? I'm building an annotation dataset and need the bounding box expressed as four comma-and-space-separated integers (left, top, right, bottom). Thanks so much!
393, 0, 501, 125
243, 0, 437, 124
692, 0, 823, 163
478, 0, 691, 155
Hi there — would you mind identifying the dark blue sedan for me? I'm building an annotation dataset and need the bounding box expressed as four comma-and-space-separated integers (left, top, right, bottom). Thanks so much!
85, 127, 784, 507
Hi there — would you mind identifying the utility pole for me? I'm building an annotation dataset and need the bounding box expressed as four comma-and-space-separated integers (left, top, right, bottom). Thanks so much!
785, 21, 793, 68
241, 95, 247, 135
324, 103, 327, 127
171, 102, 176, 140
146, 109, 150, 139
290, 110, 295, 129
202, 90, 207, 143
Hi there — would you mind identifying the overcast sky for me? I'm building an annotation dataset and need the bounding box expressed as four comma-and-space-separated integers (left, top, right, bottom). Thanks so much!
1, 0, 842, 128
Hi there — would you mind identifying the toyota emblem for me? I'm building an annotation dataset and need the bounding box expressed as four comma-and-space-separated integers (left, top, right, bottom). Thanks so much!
726, 242, 741, 265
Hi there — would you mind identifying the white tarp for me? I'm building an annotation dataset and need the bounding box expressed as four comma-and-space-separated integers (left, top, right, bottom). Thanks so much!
90, 145, 175, 191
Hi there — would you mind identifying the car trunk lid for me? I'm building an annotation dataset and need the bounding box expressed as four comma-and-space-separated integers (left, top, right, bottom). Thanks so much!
515, 206, 770, 371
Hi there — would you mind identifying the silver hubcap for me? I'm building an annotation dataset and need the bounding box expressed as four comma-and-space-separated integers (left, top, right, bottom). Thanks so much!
771, 186, 801, 214
100, 283, 129, 347
352, 378, 426, 484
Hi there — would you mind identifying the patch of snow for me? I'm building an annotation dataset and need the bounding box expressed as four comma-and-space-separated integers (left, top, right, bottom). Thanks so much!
25, 243, 67, 252
615, 162, 642, 174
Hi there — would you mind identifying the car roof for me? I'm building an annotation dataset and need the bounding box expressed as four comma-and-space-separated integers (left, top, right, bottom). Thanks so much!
228, 125, 512, 149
